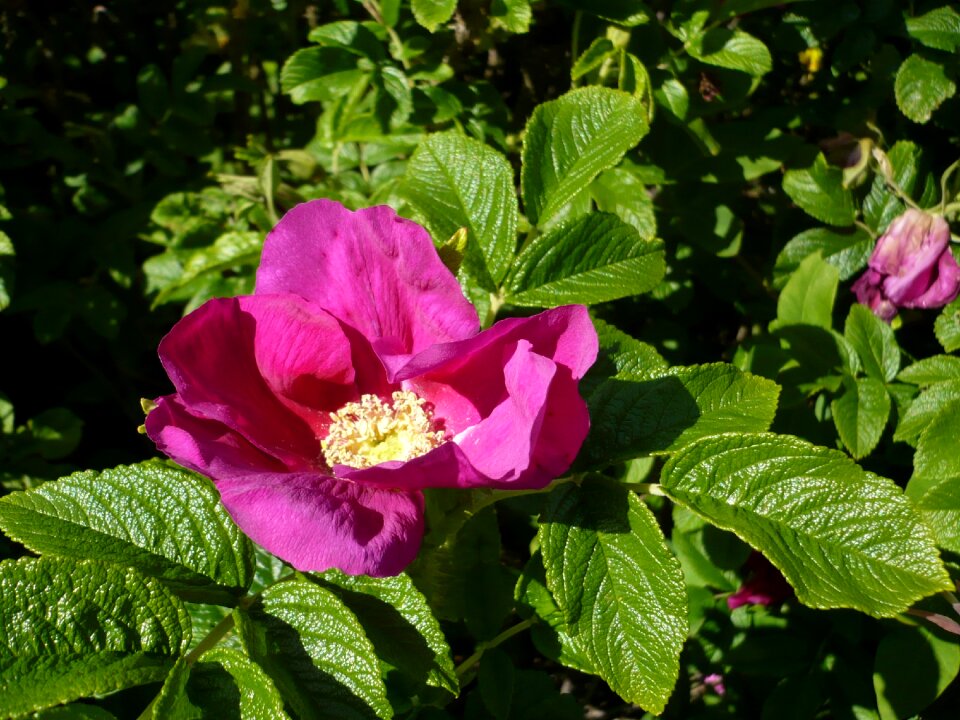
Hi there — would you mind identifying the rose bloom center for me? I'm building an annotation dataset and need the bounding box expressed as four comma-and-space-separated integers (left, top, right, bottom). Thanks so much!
320, 390, 445, 469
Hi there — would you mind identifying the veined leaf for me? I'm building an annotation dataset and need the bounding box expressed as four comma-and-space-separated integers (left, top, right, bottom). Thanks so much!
935, 297, 960, 353
0, 461, 254, 604
539, 480, 687, 714
521, 87, 649, 227
783, 153, 856, 226
315, 569, 458, 696
280, 47, 366, 105
905, 6, 960, 52
895, 54, 956, 124
831, 376, 891, 459
772, 226, 872, 289
584, 363, 780, 463
660, 433, 952, 617
844, 303, 900, 382
153, 648, 290, 720
774, 252, 839, 329
236, 578, 392, 720
505, 213, 664, 307
894, 380, 960, 446
687, 28, 772, 76
0, 557, 190, 718
411, 0, 457, 31
403, 131, 518, 288
898, 355, 960, 385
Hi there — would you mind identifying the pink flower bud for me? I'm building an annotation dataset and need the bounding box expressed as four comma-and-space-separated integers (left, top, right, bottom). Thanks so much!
852, 209, 960, 321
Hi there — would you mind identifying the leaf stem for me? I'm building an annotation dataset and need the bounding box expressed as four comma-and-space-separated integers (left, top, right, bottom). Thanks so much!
455, 618, 536, 678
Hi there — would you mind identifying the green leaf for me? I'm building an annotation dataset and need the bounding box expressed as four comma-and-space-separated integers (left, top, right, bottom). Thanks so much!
0, 461, 254, 604
905, 6, 960, 52
521, 87, 649, 227
773, 226, 872, 289
505, 213, 664, 307
895, 54, 957, 124
844, 304, 900, 382
583, 363, 780, 464
660, 433, 952, 617
403, 131, 518, 287
783, 153, 856, 226
618, 53, 654, 124
308, 21, 386, 61
156, 231, 262, 304
898, 355, 960, 385
907, 470, 960, 557
514, 552, 596, 674
153, 648, 290, 720
894, 379, 960, 446
584, 317, 667, 394
687, 28, 772, 76
774, 252, 839, 329
314, 569, 458, 696
935, 296, 960, 352
0, 557, 190, 718
831, 376, 891, 459
236, 577, 392, 720
556, 0, 651, 26
863, 141, 924, 232
411, 0, 457, 31
280, 47, 366, 105
478, 649, 514, 720
490, 0, 533, 33
539, 480, 687, 714
590, 168, 657, 238
911, 398, 960, 488
874, 625, 960, 720
572, 38, 616, 81
0, 230, 13, 312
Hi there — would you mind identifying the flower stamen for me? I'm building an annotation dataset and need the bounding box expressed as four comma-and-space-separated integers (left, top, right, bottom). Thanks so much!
321, 391, 445, 469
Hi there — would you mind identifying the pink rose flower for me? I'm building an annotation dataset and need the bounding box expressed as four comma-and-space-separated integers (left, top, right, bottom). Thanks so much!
852, 208, 960, 321
146, 200, 598, 577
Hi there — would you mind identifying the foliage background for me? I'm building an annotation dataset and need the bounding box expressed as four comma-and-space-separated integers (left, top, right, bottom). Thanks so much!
1, 0, 960, 718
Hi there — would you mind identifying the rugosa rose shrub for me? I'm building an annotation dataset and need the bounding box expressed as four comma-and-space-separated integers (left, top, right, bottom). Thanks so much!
145, 199, 598, 576
852, 208, 960, 321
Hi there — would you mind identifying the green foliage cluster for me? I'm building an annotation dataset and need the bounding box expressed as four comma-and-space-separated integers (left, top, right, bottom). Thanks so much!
2, 1, 960, 718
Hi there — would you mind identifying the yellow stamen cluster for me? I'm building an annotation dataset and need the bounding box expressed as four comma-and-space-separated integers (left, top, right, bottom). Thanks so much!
321, 391, 445, 469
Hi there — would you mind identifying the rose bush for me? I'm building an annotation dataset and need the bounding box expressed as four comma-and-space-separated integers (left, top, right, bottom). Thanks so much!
145, 199, 598, 576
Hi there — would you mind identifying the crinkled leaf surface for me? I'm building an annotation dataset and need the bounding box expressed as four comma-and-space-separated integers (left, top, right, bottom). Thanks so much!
899, 355, 960, 385
0, 557, 190, 718
403, 131, 518, 287
660, 433, 952, 617
314, 569, 458, 696
539, 480, 687, 714
505, 212, 664, 307
0, 461, 254, 604
584, 363, 780, 464
905, 6, 960, 52
894, 379, 960, 446
521, 87, 649, 227
237, 577, 392, 720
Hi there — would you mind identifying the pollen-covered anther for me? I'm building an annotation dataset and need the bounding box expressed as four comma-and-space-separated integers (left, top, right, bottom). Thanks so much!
321, 390, 445, 469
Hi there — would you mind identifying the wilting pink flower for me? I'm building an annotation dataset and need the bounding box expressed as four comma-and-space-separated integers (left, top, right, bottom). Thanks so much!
146, 200, 598, 576
852, 209, 960, 321
727, 552, 793, 610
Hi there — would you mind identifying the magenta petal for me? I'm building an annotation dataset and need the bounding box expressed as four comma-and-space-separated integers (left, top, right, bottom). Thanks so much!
256, 200, 480, 358
145, 395, 287, 479
334, 441, 486, 491
216, 471, 424, 576
902, 248, 960, 309
159, 294, 365, 465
